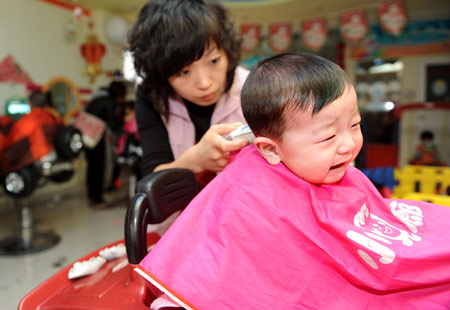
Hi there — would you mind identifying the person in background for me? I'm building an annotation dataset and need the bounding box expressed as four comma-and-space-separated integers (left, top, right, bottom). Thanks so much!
84, 80, 126, 208
128, 0, 251, 184
114, 101, 139, 158
113, 100, 142, 183
410, 130, 444, 166
137, 52, 450, 309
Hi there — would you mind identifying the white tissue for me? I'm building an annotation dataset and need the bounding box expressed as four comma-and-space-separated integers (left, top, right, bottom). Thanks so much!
98, 243, 126, 260
68, 256, 107, 279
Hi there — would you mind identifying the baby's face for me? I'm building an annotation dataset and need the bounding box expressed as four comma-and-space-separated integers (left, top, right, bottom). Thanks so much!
276, 85, 362, 184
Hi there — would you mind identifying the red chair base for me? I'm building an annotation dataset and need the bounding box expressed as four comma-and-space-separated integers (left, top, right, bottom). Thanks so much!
19, 233, 160, 310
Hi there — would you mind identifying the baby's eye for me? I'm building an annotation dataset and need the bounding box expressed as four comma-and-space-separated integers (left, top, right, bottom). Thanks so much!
351, 122, 361, 129
321, 135, 335, 143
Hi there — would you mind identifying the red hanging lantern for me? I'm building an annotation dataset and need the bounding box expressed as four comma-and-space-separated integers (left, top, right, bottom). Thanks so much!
80, 34, 106, 83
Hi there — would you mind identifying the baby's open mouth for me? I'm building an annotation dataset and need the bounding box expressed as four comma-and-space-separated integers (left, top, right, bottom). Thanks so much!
330, 162, 346, 170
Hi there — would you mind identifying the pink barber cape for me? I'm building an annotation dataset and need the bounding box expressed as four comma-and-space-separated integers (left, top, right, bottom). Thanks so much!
137, 145, 450, 310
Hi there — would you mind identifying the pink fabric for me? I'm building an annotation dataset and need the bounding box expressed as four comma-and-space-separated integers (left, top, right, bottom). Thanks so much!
150, 293, 182, 309
138, 145, 450, 310
163, 66, 249, 159
115, 119, 139, 155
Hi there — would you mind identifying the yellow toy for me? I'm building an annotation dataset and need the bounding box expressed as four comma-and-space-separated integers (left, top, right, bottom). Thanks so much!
393, 165, 450, 206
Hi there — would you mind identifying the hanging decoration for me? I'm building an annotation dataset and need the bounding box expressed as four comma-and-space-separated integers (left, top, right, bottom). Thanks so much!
80, 26, 106, 84
38, 0, 91, 18
269, 22, 291, 52
0, 55, 33, 84
378, 0, 407, 36
73, 6, 83, 23
340, 8, 368, 43
240, 24, 261, 52
302, 17, 327, 51
38, 0, 90, 41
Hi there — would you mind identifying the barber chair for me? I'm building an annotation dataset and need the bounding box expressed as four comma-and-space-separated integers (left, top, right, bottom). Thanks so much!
125, 168, 202, 263
0, 125, 83, 255
18, 168, 202, 309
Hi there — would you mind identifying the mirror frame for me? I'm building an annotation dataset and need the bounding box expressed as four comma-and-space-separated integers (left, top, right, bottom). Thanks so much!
42, 76, 82, 124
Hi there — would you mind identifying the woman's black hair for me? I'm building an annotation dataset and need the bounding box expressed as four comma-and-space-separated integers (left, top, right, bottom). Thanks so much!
128, 0, 242, 119
241, 52, 351, 140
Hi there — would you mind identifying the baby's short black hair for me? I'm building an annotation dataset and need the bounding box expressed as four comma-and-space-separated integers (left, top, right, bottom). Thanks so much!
420, 130, 434, 140
128, 0, 241, 119
241, 52, 351, 140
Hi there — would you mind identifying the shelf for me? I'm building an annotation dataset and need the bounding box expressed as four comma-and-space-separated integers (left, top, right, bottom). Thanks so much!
356, 71, 401, 81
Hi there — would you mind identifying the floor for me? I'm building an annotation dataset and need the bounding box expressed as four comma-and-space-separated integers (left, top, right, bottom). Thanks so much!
0, 161, 132, 310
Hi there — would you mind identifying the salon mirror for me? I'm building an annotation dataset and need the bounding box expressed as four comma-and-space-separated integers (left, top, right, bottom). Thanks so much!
42, 76, 81, 124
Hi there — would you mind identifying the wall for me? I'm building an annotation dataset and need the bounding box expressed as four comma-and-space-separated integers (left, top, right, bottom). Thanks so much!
228, 0, 450, 168
227, 0, 450, 104
0, 0, 125, 114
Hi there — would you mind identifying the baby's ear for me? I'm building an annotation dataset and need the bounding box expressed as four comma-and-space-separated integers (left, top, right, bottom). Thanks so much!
254, 136, 281, 165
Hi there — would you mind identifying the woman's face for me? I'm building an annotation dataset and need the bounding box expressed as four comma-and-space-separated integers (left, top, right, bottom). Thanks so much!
168, 44, 229, 106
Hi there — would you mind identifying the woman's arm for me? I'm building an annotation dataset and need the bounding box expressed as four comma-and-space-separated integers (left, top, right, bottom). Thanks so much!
135, 89, 174, 176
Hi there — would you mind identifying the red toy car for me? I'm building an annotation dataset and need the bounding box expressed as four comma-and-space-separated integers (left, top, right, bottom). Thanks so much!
0, 109, 83, 198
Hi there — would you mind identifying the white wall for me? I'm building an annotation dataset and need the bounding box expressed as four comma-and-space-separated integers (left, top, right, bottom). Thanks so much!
0, 0, 125, 114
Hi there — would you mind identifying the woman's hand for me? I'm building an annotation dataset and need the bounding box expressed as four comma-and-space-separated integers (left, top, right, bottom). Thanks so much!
154, 123, 250, 173
191, 123, 250, 172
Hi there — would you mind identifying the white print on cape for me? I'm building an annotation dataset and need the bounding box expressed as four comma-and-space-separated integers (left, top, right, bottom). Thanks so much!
346, 202, 423, 269
390, 200, 423, 234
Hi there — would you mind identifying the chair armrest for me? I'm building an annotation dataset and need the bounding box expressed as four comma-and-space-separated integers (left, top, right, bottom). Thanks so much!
125, 169, 202, 264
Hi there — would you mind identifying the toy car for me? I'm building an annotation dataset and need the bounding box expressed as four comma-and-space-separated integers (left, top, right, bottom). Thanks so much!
0, 124, 83, 198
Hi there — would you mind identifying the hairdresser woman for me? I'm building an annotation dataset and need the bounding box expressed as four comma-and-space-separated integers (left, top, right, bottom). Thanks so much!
128, 0, 250, 182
